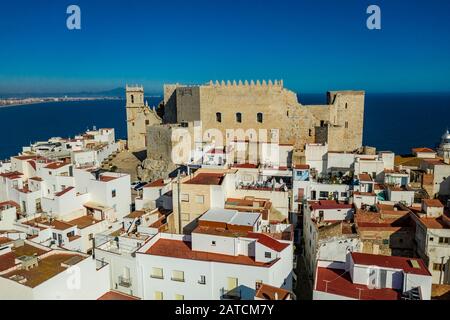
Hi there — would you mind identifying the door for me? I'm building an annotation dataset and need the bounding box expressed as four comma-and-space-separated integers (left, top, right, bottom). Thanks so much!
58, 234, 62, 246
379, 269, 387, 288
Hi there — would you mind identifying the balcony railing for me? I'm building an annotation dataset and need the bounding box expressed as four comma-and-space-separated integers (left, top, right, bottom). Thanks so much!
118, 276, 132, 288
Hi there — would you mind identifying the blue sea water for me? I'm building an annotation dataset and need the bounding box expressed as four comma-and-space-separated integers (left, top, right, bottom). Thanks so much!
0, 94, 449, 160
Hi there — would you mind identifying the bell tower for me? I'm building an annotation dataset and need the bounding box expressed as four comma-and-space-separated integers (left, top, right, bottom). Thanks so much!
126, 85, 146, 152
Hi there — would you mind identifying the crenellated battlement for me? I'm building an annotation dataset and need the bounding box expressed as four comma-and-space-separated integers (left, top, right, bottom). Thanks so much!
126, 84, 144, 91
205, 79, 284, 89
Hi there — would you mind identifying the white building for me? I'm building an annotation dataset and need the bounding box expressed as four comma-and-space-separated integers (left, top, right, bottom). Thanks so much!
0, 238, 110, 300
313, 252, 432, 300
136, 208, 293, 300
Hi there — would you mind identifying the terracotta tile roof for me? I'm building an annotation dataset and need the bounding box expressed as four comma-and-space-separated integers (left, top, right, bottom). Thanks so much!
29, 176, 43, 182
255, 283, 291, 300
98, 291, 140, 300
310, 200, 353, 211
0, 252, 16, 272
423, 199, 444, 208
99, 175, 117, 182
144, 179, 165, 188
27, 160, 36, 170
143, 239, 277, 268
0, 201, 20, 211
184, 173, 224, 185
0, 237, 13, 245
0, 171, 23, 180
231, 163, 259, 169
358, 173, 372, 182
44, 162, 69, 170
412, 147, 435, 153
54, 186, 74, 197
315, 267, 401, 300
246, 232, 290, 252
66, 215, 102, 229
24, 218, 74, 231
294, 164, 310, 170
351, 252, 431, 276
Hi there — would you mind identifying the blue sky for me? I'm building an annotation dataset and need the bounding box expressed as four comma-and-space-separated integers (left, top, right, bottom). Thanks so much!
0, 0, 449, 94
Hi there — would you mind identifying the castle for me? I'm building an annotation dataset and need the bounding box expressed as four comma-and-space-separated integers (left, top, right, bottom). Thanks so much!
126, 80, 365, 178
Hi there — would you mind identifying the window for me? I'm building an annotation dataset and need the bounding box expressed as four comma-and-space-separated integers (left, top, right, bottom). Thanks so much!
216, 112, 222, 123
174, 294, 184, 300
345, 103, 348, 109
132, 122, 135, 126
309, 129, 312, 137
49, 171, 52, 175
257, 112, 263, 123
286, 111, 289, 117
439, 237, 450, 244
151, 267, 164, 279
195, 195, 204, 204
88, 233, 93, 240
211, 241, 216, 246
145, 120, 150, 125
320, 120, 325, 127
52, 233, 57, 240
264, 252, 272, 259
429, 237, 434, 242
112, 189, 116, 198
172, 270, 185, 282
236, 113, 242, 123
154, 291, 163, 300
341, 192, 347, 197
433, 263, 445, 271
345, 121, 348, 129
382, 239, 389, 245
319, 191, 328, 198
181, 194, 189, 202
198, 275, 206, 285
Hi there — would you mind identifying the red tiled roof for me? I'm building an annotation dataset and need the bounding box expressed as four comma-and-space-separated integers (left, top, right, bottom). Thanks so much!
29, 176, 43, 182
207, 148, 225, 154
44, 162, 68, 170
143, 239, 277, 267
0, 252, 16, 272
315, 267, 401, 300
0, 201, 20, 211
246, 232, 290, 252
358, 174, 373, 182
184, 173, 224, 185
423, 199, 444, 208
99, 175, 117, 182
412, 148, 435, 153
231, 163, 259, 169
98, 291, 140, 300
294, 164, 310, 170
144, 179, 165, 188
0, 171, 23, 180
310, 200, 353, 211
351, 252, 431, 276
55, 186, 74, 197
27, 160, 36, 170
255, 283, 291, 300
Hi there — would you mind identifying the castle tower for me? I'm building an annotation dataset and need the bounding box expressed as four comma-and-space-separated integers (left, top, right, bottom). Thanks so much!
126, 85, 161, 152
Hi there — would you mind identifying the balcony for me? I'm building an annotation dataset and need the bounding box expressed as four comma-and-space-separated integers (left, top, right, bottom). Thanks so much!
118, 276, 132, 288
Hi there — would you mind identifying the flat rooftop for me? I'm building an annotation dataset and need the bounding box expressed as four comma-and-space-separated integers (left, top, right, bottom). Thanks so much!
66, 215, 103, 229
1, 253, 86, 288
199, 208, 260, 227
184, 173, 224, 185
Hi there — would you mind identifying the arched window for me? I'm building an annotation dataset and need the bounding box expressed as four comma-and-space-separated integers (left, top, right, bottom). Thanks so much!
257, 112, 263, 123
131, 94, 134, 104
216, 112, 222, 123
236, 113, 242, 123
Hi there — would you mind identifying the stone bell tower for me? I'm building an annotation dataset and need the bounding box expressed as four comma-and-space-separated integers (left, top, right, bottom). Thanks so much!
126, 85, 161, 152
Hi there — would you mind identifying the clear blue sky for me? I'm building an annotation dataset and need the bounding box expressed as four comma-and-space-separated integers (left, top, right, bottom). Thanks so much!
0, 0, 449, 94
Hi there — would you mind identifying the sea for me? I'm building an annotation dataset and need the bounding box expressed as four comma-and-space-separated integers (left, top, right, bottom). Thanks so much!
0, 93, 449, 160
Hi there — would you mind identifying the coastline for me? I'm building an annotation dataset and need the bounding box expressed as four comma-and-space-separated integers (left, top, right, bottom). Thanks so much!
0, 97, 124, 108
